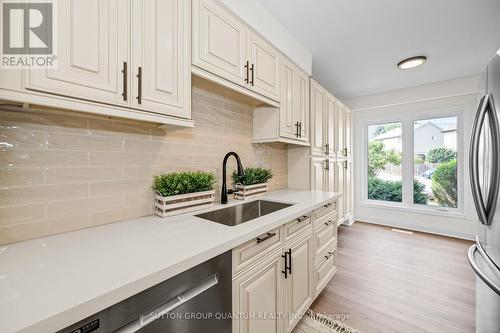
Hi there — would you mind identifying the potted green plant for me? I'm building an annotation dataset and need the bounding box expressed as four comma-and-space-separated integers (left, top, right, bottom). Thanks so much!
152, 171, 216, 217
232, 167, 273, 200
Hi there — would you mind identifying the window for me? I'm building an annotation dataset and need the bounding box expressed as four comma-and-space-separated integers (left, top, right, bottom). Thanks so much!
413, 117, 458, 208
367, 122, 402, 203
365, 112, 461, 213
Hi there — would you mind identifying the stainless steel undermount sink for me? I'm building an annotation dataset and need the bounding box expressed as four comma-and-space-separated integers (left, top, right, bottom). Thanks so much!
195, 200, 294, 226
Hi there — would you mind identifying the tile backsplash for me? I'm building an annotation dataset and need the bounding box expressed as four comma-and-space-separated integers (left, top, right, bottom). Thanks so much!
0, 88, 287, 244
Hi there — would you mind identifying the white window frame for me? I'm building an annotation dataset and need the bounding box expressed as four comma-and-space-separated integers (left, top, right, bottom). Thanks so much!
361, 105, 466, 215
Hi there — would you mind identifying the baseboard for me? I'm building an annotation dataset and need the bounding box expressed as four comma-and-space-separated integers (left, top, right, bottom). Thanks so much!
354, 216, 475, 241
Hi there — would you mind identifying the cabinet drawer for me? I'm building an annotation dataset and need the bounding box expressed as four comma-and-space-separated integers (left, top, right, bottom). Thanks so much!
313, 217, 337, 259
314, 208, 337, 227
314, 242, 337, 296
233, 227, 282, 274
283, 214, 311, 241
314, 201, 336, 223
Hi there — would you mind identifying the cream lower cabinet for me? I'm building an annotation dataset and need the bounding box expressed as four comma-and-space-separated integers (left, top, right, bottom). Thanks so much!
283, 235, 314, 332
233, 203, 337, 333
233, 250, 285, 333
334, 159, 353, 224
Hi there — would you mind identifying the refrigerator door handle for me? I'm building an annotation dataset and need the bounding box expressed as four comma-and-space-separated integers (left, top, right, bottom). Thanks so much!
468, 241, 500, 296
485, 94, 500, 225
470, 95, 489, 225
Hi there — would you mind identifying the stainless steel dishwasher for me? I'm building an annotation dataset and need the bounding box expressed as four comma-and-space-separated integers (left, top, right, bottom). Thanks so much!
58, 251, 232, 333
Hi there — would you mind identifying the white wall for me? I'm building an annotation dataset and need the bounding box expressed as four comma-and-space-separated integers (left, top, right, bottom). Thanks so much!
346, 75, 482, 239
221, 0, 312, 75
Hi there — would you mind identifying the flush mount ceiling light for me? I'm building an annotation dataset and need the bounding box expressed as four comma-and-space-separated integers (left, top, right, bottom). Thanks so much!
397, 56, 427, 70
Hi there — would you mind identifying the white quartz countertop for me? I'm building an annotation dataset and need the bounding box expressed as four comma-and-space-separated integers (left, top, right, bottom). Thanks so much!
0, 190, 340, 333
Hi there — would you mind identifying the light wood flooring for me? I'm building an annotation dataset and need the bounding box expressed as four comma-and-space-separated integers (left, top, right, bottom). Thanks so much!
311, 222, 475, 333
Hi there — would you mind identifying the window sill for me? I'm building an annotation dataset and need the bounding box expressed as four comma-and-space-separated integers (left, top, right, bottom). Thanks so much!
360, 200, 469, 219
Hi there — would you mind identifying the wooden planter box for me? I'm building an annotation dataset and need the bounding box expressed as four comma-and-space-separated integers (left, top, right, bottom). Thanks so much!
234, 183, 268, 200
154, 190, 215, 217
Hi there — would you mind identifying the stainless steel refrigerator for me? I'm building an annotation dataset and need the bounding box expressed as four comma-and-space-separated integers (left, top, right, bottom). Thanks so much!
468, 51, 500, 333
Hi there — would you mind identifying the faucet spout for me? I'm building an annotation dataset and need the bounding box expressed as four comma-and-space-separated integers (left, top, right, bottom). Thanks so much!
221, 152, 245, 204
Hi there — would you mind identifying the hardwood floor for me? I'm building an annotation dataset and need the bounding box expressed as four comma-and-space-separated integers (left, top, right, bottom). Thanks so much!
311, 222, 475, 333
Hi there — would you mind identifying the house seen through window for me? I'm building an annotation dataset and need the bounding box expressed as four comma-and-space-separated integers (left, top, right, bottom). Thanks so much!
367, 116, 458, 209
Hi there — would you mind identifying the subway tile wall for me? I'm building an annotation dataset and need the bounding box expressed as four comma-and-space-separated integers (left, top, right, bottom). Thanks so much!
0, 88, 288, 244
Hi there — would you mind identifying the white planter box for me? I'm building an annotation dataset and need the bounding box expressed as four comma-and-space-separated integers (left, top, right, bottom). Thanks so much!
154, 190, 215, 217
234, 183, 268, 200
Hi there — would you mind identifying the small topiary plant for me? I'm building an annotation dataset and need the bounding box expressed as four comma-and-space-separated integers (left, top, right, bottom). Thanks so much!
232, 167, 273, 186
153, 171, 215, 197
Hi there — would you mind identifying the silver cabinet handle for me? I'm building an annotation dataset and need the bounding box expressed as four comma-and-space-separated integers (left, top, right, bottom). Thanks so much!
113, 274, 219, 333
470, 95, 488, 224
468, 242, 500, 296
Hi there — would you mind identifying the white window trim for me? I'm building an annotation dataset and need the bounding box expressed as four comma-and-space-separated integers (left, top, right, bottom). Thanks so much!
361, 105, 468, 216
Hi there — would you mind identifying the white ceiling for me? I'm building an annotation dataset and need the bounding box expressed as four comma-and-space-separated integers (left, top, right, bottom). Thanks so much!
259, 0, 500, 99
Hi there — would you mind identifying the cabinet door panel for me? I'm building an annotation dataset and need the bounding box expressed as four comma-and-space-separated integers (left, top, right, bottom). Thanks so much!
233, 252, 283, 333
295, 68, 310, 142
284, 236, 313, 331
27, 0, 128, 106
337, 107, 345, 157
249, 33, 281, 101
335, 160, 345, 220
325, 94, 338, 156
131, 0, 190, 118
280, 58, 296, 139
344, 159, 352, 218
344, 108, 352, 158
311, 81, 326, 155
311, 158, 327, 192
193, 0, 247, 85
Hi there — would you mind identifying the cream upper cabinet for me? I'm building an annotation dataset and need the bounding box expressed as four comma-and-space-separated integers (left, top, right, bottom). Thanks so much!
27, 0, 129, 106
295, 67, 310, 143
284, 235, 313, 332
280, 58, 296, 139
325, 93, 337, 156
280, 58, 310, 142
248, 32, 281, 101
337, 106, 345, 157
233, 251, 284, 333
310, 80, 326, 155
131, 0, 191, 118
192, 0, 247, 85
192, 0, 282, 103
16, 0, 193, 126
